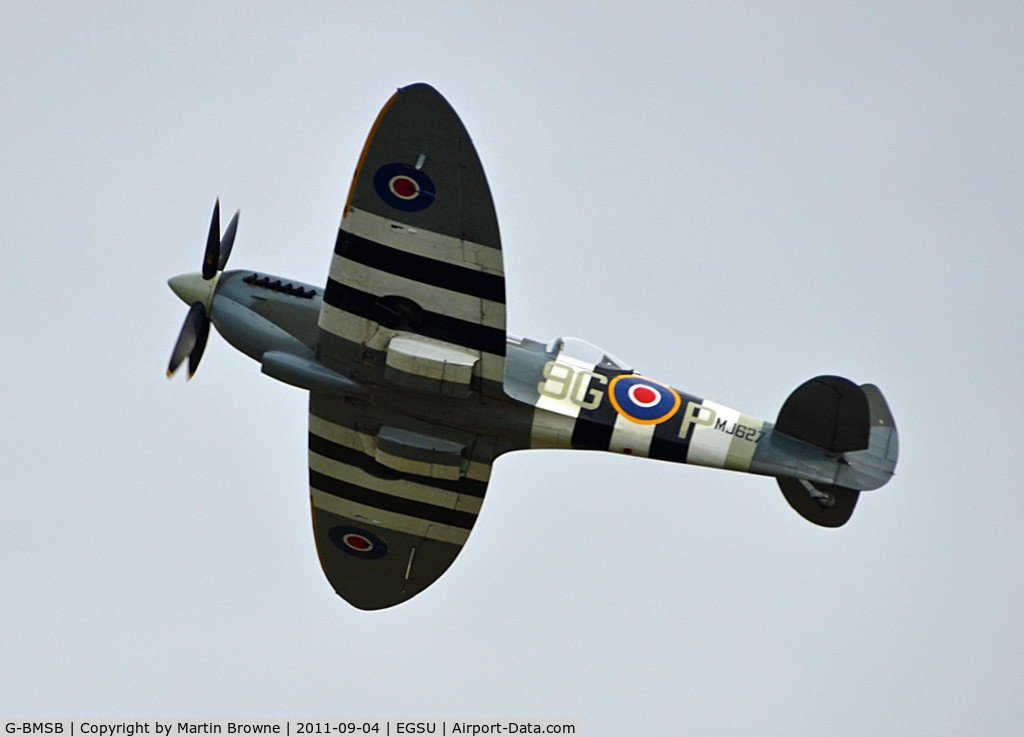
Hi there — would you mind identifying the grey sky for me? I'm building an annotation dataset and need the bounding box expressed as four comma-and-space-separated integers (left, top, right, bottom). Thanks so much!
2, 2, 1022, 733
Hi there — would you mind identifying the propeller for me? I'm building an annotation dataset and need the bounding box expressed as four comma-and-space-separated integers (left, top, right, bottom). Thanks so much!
167, 303, 210, 379
202, 198, 240, 280
167, 199, 239, 379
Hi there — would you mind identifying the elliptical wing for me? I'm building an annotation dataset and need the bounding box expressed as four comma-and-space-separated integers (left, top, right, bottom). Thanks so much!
309, 86, 505, 607
315, 83, 506, 399
307, 394, 494, 609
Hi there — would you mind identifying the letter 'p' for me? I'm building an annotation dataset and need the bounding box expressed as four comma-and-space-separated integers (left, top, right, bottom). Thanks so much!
678, 401, 716, 438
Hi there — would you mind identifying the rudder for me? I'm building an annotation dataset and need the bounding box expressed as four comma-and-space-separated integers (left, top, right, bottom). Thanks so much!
775, 375, 870, 453
774, 376, 898, 527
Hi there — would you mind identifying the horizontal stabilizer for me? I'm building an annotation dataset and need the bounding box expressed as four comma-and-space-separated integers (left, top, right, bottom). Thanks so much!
777, 478, 859, 528
833, 383, 899, 491
775, 375, 870, 453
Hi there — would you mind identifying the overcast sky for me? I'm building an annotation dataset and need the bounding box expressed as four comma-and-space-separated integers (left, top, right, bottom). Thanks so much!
2, 2, 1022, 733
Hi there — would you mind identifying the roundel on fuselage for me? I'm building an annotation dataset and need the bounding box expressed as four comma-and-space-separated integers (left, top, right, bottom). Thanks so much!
608, 375, 681, 425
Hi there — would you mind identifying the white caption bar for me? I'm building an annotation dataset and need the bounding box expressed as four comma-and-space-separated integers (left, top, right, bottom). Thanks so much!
1, 722, 581, 737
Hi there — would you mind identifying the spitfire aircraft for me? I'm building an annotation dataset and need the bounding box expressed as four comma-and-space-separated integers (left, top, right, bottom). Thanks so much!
167, 83, 899, 610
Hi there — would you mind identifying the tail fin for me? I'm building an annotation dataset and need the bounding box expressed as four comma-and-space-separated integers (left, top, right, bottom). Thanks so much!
775, 375, 870, 453
774, 376, 899, 527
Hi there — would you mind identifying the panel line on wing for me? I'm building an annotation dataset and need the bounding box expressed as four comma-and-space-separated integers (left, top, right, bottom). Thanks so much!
323, 281, 506, 356
336, 229, 505, 301
308, 414, 494, 486
343, 207, 503, 270
316, 305, 508, 386
329, 258, 505, 329
309, 433, 488, 497
309, 452, 484, 514
308, 413, 376, 454
311, 489, 470, 545
310, 470, 478, 528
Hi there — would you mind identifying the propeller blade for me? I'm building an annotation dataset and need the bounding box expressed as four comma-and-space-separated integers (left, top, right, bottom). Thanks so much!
218, 209, 239, 272
167, 302, 207, 378
202, 199, 221, 279
187, 312, 210, 380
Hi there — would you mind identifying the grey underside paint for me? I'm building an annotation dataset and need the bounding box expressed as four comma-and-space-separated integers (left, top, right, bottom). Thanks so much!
503, 337, 554, 408
748, 426, 842, 486
376, 426, 465, 466
748, 380, 899, 492
833, 384, 899, 491
261, 351, 366, 396
211, 270, 322, 360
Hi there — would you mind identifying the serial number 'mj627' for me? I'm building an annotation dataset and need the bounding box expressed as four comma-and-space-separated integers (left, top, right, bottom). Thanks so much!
678, 401, 764, 442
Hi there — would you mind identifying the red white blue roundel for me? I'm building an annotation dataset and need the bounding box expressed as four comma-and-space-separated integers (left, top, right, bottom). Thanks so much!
373, 163, 436, 212
608, 375, 681, 425
328, 525, 388, 560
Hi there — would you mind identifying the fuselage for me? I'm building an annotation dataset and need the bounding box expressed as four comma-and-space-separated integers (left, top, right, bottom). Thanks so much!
170, 268, 893, 493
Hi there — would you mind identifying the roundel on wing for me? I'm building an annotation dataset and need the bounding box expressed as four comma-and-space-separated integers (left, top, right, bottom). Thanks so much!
328, 525, 389, 560
608, 375, 681, 425
373, 163, 436, 212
